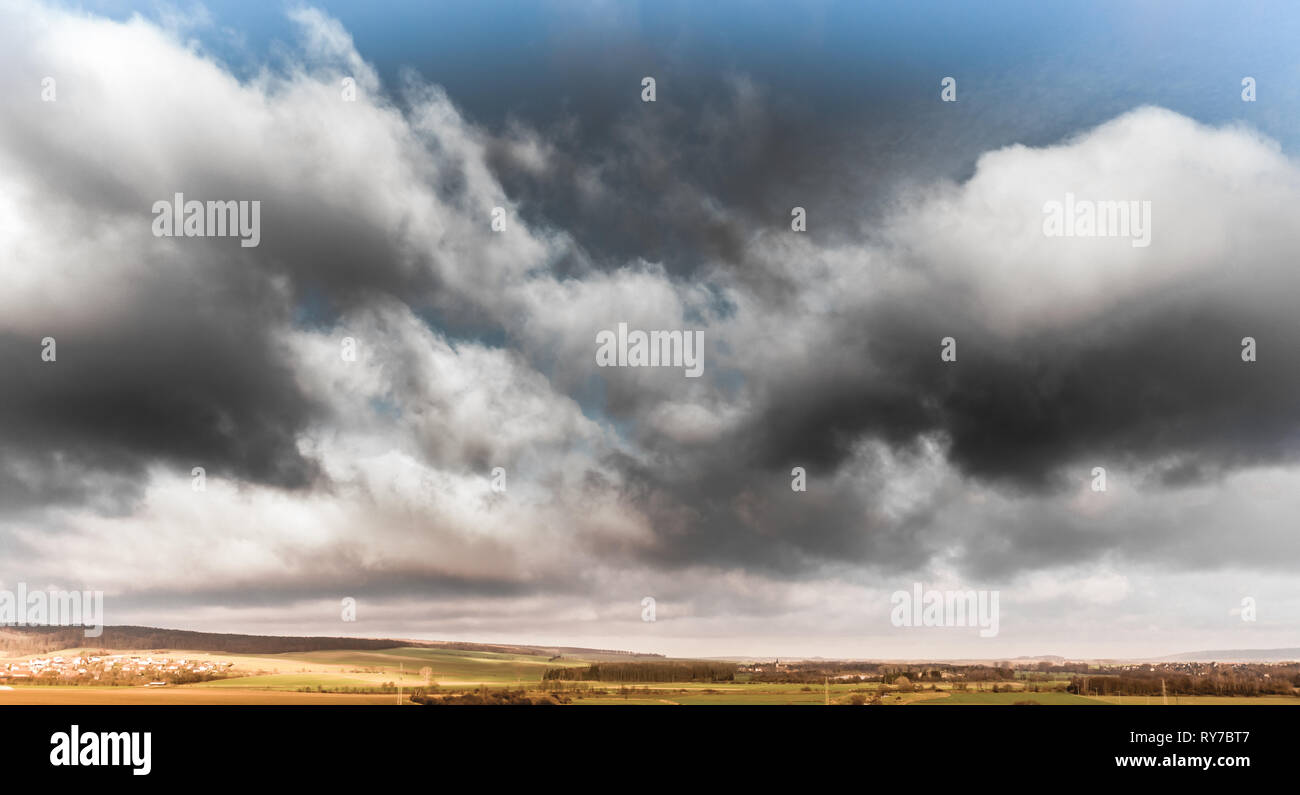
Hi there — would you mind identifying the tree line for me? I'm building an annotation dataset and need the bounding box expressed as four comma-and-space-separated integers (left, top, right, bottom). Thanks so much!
1069, 670, 1300, 697
543, 662, 737, 682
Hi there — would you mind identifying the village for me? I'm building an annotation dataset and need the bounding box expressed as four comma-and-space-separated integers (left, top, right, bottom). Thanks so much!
0, 653, 235, 685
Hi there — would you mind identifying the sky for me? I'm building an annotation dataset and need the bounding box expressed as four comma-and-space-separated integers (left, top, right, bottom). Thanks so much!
1, 0, 1299, 659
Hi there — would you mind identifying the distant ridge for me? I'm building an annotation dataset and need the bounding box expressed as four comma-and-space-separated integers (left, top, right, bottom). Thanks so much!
1160, 647, 1300, 663
0, 625, 409, 656
0, 625, 664, 659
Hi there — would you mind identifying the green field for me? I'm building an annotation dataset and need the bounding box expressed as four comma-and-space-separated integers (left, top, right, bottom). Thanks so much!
569, 683, 950, 705
267, 647, 587, 685
193, 673, 383, 690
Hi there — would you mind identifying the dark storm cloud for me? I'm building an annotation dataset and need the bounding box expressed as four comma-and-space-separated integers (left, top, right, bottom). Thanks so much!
607, 443, 943, 576
592, 269, 1300, 578
0, 263, 322, 503
480, 69, 998, 285
743, 290, 1300, 491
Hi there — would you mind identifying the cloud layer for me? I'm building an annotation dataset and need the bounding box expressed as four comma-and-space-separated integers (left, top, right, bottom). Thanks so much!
1, 1, 1297, 657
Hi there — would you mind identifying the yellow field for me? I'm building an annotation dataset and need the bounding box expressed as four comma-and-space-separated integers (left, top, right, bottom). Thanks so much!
0, 686, 403, 705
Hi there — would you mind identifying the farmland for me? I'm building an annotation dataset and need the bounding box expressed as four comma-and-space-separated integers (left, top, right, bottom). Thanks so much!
915, 690, 1104, 705
3, 643, 1300, 705
0, 645, 592, 704
0, 686, 400, 705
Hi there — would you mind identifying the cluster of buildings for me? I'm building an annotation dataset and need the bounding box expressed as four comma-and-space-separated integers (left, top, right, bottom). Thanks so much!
0, 654, 234, 683
735, 661, 790, 674
1116, 661, 1284, 675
